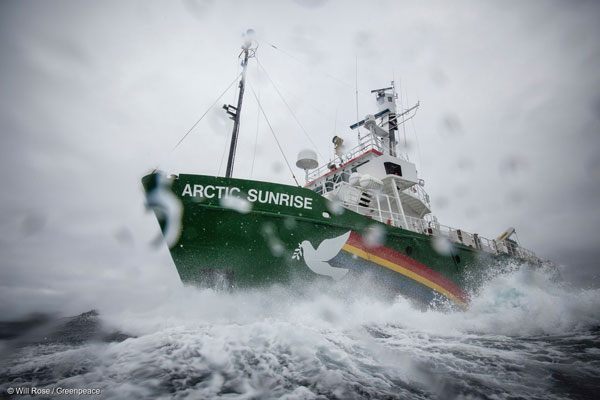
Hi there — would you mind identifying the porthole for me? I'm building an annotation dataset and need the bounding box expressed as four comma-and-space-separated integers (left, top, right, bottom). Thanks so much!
405, 246, 413, 256
454, 255, 461, 264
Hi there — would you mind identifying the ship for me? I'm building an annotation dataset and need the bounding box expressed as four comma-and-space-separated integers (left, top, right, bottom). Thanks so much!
142, 32, 543, 310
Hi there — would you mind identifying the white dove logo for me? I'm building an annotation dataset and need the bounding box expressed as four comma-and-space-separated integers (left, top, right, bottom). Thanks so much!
292, 231, 351, 281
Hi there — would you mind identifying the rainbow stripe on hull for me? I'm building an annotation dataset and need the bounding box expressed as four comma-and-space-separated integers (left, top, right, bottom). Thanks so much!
330, 233, 469, 309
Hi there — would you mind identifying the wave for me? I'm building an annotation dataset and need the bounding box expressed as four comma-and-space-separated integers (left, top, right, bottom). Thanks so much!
104, 263, 600, 338
3, 264, 599, 399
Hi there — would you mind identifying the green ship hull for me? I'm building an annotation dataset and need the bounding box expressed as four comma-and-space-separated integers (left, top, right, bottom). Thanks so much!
142, 173, 517, 309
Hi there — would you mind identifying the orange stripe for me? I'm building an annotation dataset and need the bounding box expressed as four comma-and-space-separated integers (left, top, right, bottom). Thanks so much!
346, 232, 468, 302
342, 243, 468, 309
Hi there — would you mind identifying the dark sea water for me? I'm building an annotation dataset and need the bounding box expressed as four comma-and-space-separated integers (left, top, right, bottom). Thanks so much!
1, 266, 599, 399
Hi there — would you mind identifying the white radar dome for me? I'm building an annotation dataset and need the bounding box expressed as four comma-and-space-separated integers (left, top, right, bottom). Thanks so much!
296, 149, 318, 170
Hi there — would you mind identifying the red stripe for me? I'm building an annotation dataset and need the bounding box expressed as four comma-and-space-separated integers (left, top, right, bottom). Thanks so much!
347, 232, 469, 303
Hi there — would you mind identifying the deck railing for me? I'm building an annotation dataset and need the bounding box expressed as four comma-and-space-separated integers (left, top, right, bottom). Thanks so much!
306, 142, 382, 183
401, 182, 431, 209
332, 184, 539, 262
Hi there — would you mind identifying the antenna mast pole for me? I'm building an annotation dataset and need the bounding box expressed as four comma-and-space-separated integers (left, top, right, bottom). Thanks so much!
355, 56, 360, 144
224, 31, 255, 178
388, 81, 398, 157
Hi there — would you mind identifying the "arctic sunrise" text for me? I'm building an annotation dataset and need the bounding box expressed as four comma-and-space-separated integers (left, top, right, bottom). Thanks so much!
181, 184, 313, 210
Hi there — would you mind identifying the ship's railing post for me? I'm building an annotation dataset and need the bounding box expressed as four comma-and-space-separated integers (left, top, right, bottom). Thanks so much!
375, 193, 383, 223
391, 177, 409, 229
385, 194, 395, 227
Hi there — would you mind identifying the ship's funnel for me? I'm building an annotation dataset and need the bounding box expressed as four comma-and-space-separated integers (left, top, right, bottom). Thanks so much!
296, 149, 318, 170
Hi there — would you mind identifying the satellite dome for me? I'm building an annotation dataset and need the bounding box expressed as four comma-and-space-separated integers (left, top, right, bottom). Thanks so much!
296, 149, 318, 170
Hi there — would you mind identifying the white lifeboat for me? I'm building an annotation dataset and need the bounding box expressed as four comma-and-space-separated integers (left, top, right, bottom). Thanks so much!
359, 174, 383, 191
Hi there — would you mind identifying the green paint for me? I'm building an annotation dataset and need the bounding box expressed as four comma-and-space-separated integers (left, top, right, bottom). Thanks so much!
143, 173, 511, 303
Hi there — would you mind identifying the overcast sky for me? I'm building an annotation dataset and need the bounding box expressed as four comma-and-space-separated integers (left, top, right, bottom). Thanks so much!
1, 0, 599, 319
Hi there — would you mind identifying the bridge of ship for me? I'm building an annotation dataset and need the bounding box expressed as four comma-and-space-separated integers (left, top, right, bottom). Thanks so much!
304, 140, 538, 262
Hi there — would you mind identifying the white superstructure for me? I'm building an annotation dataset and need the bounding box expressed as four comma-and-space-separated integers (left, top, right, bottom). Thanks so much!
298, 82, 538, 262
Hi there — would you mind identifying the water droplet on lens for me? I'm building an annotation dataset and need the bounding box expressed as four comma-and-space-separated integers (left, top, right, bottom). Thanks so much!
20, 212, 47, 237
432, 235, 454, 256
220, 195, 252, 214
114, 227, 134, 247
364, 224, 385, 248
271, 162, 283, 173
284, 217, 297, 229
326, 199, 344, 215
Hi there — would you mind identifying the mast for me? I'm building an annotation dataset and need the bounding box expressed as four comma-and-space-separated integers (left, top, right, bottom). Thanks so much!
387, 82, 398, 157
350, 82, 419, 158
224, 30, 256, 178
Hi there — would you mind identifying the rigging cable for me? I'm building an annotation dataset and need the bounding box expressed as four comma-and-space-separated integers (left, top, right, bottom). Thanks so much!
399, 79, 408, 149
355, 55, 361, 141
404, 85, 411, 152
255, 57, 324, 160
264, 38, 374, 117
411, 117, 423, 177
217, 127, 230, 176
251, 86, 261, 178
170, 72, 242, 152
249, 83, 300, 187
265, 41, 353, 89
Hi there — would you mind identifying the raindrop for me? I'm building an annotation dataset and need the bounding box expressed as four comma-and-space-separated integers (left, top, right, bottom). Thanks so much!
269, 239, 285, 257
292, 0, 328, 9
114, 227, 134, 247
500, 155, 529, 176
364, 224, 385, 248
19, 212, 46, 237
145, 172, 183, 249
326, 199, 344, 215
220, 195, 252, 214
262, 222, 275, 236
354, 30, 372, 48
464, 206, 480, 220
507, 190, 525, 205
457, 157, 474, 171
284, 217, 297, 229
182, 0, 215, 20
208, 106, 230, 134
271, 162, 283, 174
453, 184, 469, 198
433, 196, 449, 210
431, 68, 448, 86
441, 113, 462, 135
262, 222, 285, 257
432, 235, 454, 256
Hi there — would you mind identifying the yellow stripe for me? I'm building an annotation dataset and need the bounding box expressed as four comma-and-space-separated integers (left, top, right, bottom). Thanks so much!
342, 244, 467, 309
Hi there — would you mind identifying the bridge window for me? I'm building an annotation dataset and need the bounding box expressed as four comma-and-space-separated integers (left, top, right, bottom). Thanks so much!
384, 162, 403, 176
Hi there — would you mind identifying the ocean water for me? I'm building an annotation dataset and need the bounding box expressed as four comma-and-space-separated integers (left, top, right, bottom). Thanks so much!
1, 266, 599, 399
